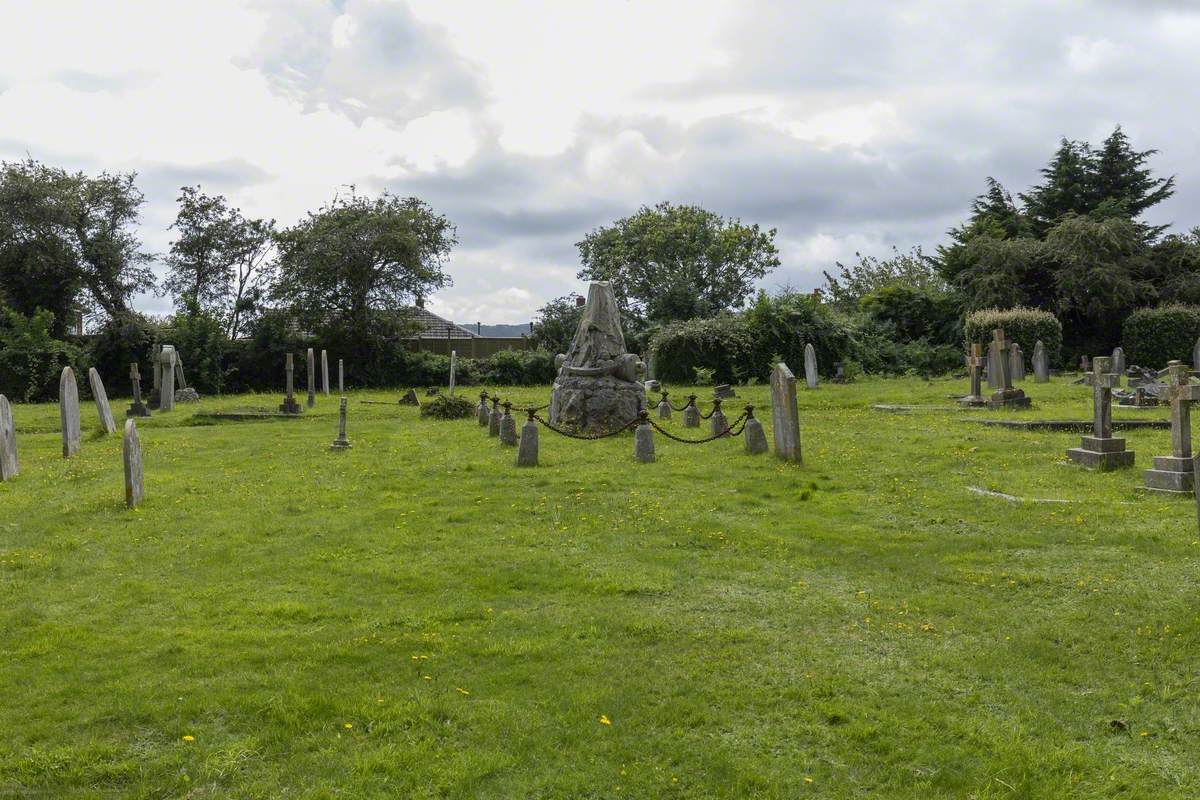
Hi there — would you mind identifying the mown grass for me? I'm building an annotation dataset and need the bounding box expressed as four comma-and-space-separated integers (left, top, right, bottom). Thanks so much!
1, 375, 1198, 798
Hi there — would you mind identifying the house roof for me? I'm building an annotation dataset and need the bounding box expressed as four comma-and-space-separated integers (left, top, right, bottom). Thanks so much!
406, 306, 477, 339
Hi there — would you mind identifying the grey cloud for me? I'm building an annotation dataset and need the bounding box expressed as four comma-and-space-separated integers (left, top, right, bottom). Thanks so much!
51, 69, 150, 94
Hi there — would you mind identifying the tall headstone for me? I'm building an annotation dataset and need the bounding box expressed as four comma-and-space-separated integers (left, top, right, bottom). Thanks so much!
279, 353, 302, 414
159, 345, 177, 412
517, 409, 539, 467
770, 362, 801, 462
498, 402, 517, 446
986, 341, 1001, 389
321, 350, 330, 395
151, 344, 162, 406
987, 329, 1031, 409
87, 368, 117, 434
803, 343, 818, 389
0, 394, 18, 480
633, 410, 655, 463
1009, 342, 1026, 382
127, 363, 151, 417
60, 366, 82, 458
1067, 356, 1134, 470
338, 359, 344, 393
959, 343, 987, 407
1112, 346, 1126, 376
306, 348, 316, 408
330, 397, 352, 450
123, 418, 144, 508
1032, 340, 1050, 383
743, 405, 768, 455
449, 350, 457, 396
1143, 361, 1200, 492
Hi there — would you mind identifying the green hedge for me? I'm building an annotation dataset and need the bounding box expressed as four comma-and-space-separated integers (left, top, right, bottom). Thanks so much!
1123, 305, 1200, 368
648, 315, 755, 384
964, 307, 1062, 366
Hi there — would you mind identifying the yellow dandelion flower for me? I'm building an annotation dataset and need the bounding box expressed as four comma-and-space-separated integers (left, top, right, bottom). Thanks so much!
181, 735, 195, 742
804, 776, 814, 784
456, 687, 470, 695
344, 723, 353, 729
599, 714, 612, 726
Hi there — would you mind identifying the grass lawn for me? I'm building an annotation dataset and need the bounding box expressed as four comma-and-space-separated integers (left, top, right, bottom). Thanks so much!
2, 375, 1198, 798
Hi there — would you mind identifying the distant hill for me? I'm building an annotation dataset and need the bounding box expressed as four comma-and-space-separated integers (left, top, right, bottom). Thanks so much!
457, 322, 531, 338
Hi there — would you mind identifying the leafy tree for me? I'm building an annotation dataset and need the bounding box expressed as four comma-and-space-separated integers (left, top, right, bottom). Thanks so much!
162, 186, 275, 337
576, 202, 780, 324
529, 293, 583, 353
0, 308, 79, 401
821, 246, 946, 311
272, 191, 455, 367
1150, 228, 1200, 305
1019, 139, 1098, 235
0, 159, 153, 331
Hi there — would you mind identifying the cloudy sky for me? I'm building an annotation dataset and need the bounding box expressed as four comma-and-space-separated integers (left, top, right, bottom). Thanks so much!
2, 1, 1199, 325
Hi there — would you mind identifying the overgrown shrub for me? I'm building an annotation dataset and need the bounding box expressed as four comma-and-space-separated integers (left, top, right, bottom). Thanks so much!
167, 311, 229, 394
419, 394, 474, 419
1123, 305, 1200, 368
0, 309, 80, 401
744, 290, 852, 380
89, 313, 160, 397
481, 349, 557, 385
648, 315, 754, 384
964, 307, 1062, 366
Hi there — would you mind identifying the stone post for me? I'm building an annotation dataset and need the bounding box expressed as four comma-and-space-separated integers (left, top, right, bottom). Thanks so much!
657, 391, 671, 419
709, 398, 728, 437
743, 404, 768, 455
488, 397, 502, 437
338, 359, 344, 393
477, 392, 490, 426
306, 348, 316, 408
770, 362, 801, 462
498, 401, 517, 446
331, 397, 352, 450
517, 408, 539, 467
683, 395, 700, 428
634, 410, 655, 463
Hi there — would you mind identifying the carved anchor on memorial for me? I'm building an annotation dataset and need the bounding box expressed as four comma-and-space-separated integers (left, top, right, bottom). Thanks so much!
1067, 356, 1135, 470
1143, 361, 1200, 492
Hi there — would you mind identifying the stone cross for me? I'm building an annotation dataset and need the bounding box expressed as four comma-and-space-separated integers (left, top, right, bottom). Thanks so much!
87, 367, 117, 434
330, 397, 352, 450
770, 362, 801, 462
321, 350, 330, 395
498, 401, 517, 446
123, 418, 144, 508
60, 366, 81, 458
306, 348, 316, 408
0, 394, 18, 480
804, 343, 818, 389
127, 363, 151, 417
1143, 361, 1200, 492
449, 350, 457, 396
743, 405, 768, 455
280, 353, 302, 414
1032, 340, 1049, 383
1067, 355, 1134, 470
517, 408, 539, 467
338, 359, 344, 393
633, 410, 655, 463
959, 343, 986, 407
159, 345, 177, 412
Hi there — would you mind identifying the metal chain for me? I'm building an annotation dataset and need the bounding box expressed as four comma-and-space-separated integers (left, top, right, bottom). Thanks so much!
646, 410, 748, 444
532, 413, 639, 440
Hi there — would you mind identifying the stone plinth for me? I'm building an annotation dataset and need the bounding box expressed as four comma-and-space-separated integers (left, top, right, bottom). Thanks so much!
1068, 437, 1135, 470
1143, 456, 1193, 492
550, 375, 645, 432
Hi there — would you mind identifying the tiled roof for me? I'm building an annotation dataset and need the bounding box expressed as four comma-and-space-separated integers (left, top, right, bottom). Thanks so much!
405, 306, 478, 338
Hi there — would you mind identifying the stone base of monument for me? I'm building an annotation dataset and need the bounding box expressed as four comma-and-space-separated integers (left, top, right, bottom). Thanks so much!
550, 376, 645, 432
987, 389, 1031, 410
957, 394, 988, 408
1067, 436, 1135, 470
1142, 455, 1195, 493
279, 398, 302, 414
126, 402, 151, 418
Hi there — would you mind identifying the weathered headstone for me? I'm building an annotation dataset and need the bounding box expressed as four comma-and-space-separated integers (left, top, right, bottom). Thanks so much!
1033, 340, 1049, 383
330, 397, 352, 450
306, 348, 316, 408
151, 343, 162, 404
644, 379, 661, 394
714, 383, 736, 400
804, 343, 818, 389
488, 397, 502, 437
159, 346, 177, 412
633, 410, 655, 463
516, 409, 538, 467
709, 398, 728, 437
338, 358, 344, 393
986, 342, 1000, 389
743, 405, 768, 455
0, 394, 18, 480
657, 392, 671, 420
449, 350, 457, 396
1009, 342, 1026, 382
320, 350, 330, 395
1143, 361, 1199, 492
279, 353, 302, 414
399, 388, 420, 406
87, 368, 117, 434
123, 418, 143, 508
958, 343, 987, 407
476, 392, 490, 426
682, 395, 700, 428
1112, 346, 1126, 376
1067, 356, 1134, 470
770, 362, 801, 462
987, 329, 1031, 410
59, 366, 81, 458
174, 356, 188, 390
127, 363, 151, 417
498, 402, 517, 446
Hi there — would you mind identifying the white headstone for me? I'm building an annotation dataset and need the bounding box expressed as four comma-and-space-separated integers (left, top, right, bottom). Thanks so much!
0, 394, 17, 480
803, 343, 818, 389
87, 368, 117, 434
770, 362, 801, 462
60, 366, 82, 458
123, 418, 144, 508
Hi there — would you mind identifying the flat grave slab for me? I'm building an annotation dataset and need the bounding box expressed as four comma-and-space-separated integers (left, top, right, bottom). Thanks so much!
972, 419, 1169, 432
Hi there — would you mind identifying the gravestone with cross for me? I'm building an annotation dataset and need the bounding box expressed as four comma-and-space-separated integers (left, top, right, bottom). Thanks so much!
958, 343, 988, 407
1067, 356, 1134, 470
1143, 360, 1200, 492
986, 329, 1031, 410
279, 353, 303, 414
127, 363, 151, 417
